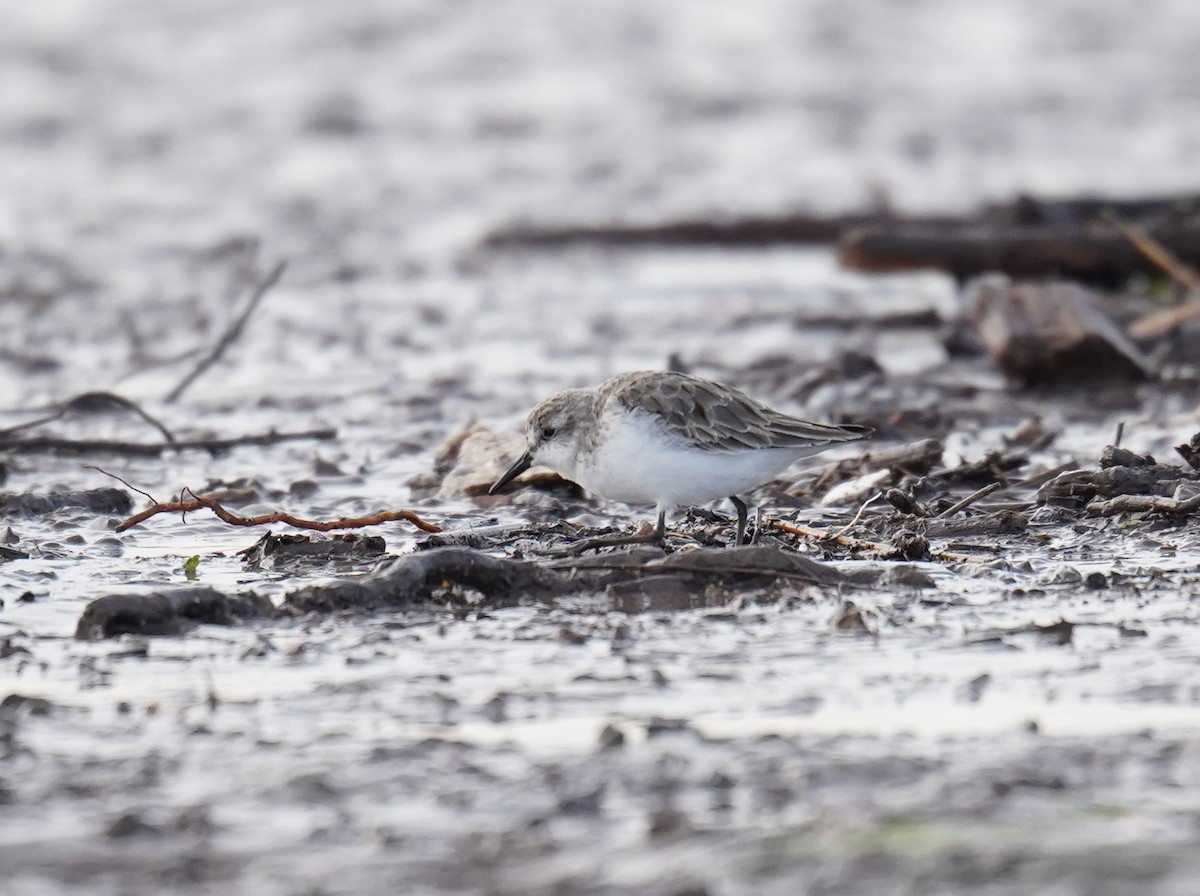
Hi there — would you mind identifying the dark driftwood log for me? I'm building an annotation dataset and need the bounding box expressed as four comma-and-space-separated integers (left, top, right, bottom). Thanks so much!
966, 281, 1150, 387
482, 193, 1200, 257
285, 544, 845, 615
839, 220, 1200, 286
543, 544, 846, 587
482, 212, 965, 248
73, 545, 855, 638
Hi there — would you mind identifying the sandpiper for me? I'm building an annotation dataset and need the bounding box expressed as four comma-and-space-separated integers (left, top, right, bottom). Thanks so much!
489, 370, 870, 550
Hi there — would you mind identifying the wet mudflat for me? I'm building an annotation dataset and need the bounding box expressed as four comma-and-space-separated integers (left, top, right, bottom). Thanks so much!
5, 1, 1200, 894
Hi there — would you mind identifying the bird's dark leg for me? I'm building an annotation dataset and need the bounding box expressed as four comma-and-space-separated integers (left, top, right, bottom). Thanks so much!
543, 507, 669, 556
729, 496, 749, 546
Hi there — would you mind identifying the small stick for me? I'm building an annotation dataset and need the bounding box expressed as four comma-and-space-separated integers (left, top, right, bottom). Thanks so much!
1104, 212, 1200, 338
115, 488, 441, 533
1128, 299, 1200, 339
770, 519, 890, 553
834, 491, 883, 538
1103, 212, 1200, 291
1114, 420, 1125, 448
165, 260, 287, 403
84, 465, 160, 505
1087, 493, 1200, 517
937, 482, 1003, 518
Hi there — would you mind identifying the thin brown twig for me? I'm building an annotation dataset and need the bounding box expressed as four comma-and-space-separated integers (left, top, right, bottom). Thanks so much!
115, 488, 442, 533
1104, 212, 1200, 338
1103, 212, 1200, 291
84, 465, 160, 505
937, 481, 1003, 518
770, 518, 979, 562
0, 427, 336, 457
770, 519, 890, 553
834, 491, 883, 538
165, 259, 287, 403
1128, 297, 1200, 339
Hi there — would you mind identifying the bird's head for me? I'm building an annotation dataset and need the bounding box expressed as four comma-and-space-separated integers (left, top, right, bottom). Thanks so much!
487, 389, 591, 494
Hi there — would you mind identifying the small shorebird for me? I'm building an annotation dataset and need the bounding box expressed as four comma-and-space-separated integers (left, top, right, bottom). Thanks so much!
489, 370, 870, 550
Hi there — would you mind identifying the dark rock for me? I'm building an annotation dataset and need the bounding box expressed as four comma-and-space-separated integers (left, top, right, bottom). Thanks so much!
839, 565, 935, 588
1101, 445, 1156, 468
1176, 432, 1200, 471
963, 673, 991, 702
238, 531, 387, 570
0, 487, 132, 517
105, 811, 163, 838
646, 717, 691, 737
884, 487, 928, 516
284, 547, 554, 614
75, 587, 274, 639
0, 694, 54, 717
1036, 619, 1075, 645
598, 724, 625, 751
557, 627, 587, 645
833, 600, 871, 632
557, 786, 605, 816
287, 479, 319, 500
891, 527, 931, 561
0, 639, 31, 659
966, 280, 1150, 388
647, 807, 690, 838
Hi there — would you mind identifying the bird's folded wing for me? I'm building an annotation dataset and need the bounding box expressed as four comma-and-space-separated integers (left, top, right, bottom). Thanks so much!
606, 371, 868, 452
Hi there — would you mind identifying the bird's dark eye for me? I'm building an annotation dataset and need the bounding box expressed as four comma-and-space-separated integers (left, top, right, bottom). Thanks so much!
541, 426, 557, 440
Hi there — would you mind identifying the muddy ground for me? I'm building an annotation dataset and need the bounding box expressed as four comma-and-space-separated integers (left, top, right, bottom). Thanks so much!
4, 2, 1200, 894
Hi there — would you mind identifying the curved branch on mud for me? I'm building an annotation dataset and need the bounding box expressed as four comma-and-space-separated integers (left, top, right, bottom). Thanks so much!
115, 489, 442, 533
0, 391, 177, 443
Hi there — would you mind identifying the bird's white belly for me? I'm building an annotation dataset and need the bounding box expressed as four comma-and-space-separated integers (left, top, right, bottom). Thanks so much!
573, 411, 810, 509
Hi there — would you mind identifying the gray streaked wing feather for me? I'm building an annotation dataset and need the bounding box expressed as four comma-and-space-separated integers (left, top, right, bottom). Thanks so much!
603, 371, 867, 452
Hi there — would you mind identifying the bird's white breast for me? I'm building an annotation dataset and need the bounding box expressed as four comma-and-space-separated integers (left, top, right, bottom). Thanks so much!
573, 408, 813, 510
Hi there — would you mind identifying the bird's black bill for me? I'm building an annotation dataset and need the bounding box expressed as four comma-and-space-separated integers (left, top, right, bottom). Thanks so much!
488, 452, 533, 495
